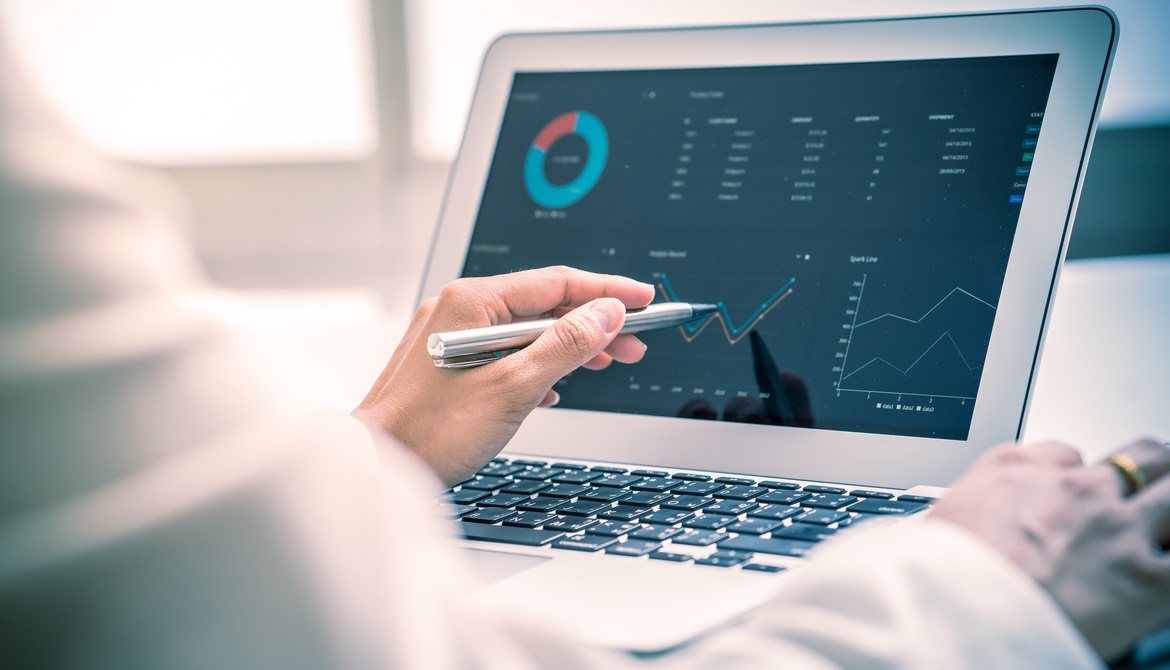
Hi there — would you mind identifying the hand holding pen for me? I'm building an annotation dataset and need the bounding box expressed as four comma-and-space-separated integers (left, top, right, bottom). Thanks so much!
353, 266, 656, 485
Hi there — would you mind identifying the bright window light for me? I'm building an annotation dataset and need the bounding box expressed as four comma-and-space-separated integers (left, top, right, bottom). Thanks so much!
404, 0, 1170, 162
2, 0, 377, 164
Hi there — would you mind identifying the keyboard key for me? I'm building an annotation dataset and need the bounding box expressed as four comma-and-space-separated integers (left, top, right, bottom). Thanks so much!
837, 513, 879, 528
714, 476, 757, 486
542, 484, 589, 499
516, 496, 569, 513
600, 505, 652, 522
759, 480, 802, 490
773, 523, 836, 543
896, 495, 937, 504
695, 549, 754, 567
631, 477, 683, 492
511, 459, 548, 467
794, 509, 849, 526
501, 479, 551, 495
630, 469, 669, 477
552, 534, 617, 552
800, 494, 858, 510
458, 474, 510, 491
624, 491, 673, 507
671, 480, 726, 496
587, 520, 641, 537
557, 500, 610, 517
684, 514, 736, 530
741, 563, 786, 573
606, 539, 662, 557
589, 465, 628, 474
670, 472, 712, 481
850, 489, 894, 499
722, 535, 813, 558
592, 474, 643, 489
850, 498, 927, 515
449, 504, 476, 518
649, 550, 693, 563
577, 487, 631, 503
641, 508, 695, 525
748, 504, 804, 522
759, 490, 810, 505
727, 517, 784, 535
660, 495, 715, 511
477, 463, 526, 478
449, 489, 489, 505
703, 499, 759, 516
552, 471, 604, 485
629, 523, 685, 542
461, 508, 518, 524
552, 462, 588, 470
804, 484, 847, 494
712, 485, 767, 501
671, 529, 728, 546
512, 467, 566, 481
543, 516, 598, 533
461, 521, 562, 546
476, 493, 530, 508
502, 511, 556, 528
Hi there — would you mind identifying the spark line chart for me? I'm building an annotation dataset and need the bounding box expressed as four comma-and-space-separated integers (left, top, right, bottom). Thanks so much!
834, 274, 997, 401
656, 273, 797, 345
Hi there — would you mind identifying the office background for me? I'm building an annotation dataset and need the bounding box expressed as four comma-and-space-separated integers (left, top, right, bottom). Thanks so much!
2, 0, 1167, 452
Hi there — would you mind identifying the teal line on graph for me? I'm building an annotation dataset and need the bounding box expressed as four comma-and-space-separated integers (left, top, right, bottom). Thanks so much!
656, 273, 797, 344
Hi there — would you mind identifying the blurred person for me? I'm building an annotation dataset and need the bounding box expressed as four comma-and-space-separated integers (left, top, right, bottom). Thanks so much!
2, 31, 1169, 670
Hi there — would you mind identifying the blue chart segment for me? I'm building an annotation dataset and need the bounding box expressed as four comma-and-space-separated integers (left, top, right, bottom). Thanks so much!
656, 273, 797, 344
524, 111, 608, 209
835, 275, 997, 400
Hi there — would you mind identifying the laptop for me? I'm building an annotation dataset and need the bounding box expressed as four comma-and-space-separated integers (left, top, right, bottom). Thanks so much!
419, 8, 1116, 652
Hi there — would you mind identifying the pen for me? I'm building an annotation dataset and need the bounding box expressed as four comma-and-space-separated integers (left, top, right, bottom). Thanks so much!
428, 301, 720, 368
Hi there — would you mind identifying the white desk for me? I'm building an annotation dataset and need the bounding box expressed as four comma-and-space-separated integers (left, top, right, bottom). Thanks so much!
195, 253, 1170, 465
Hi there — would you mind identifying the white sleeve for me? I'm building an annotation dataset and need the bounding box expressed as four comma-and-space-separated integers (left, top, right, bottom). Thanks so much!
668, 517, 1104, 670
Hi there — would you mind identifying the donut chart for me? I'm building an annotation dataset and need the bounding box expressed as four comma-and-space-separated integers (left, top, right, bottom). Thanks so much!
524, 111, 608, 209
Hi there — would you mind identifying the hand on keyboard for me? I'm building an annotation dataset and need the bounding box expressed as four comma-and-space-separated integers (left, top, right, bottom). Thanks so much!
353, 266, 654, 485
933, 439, 1170, 663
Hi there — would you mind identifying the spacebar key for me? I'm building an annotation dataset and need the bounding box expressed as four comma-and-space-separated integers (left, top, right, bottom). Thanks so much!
461, 522, 564, 546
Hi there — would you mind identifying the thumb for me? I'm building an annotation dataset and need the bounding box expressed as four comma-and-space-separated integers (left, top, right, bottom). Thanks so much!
504, 297, 625, 389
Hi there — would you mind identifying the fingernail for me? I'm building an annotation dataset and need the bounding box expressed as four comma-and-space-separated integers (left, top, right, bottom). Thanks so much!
638, 280, 656, 292
589, 298, 623, 334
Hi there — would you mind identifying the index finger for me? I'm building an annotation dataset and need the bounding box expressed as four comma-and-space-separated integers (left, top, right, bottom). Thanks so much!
502, 266, 655, 316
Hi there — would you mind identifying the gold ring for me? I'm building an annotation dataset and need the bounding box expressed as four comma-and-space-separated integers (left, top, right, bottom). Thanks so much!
1107, 453, 1145, 496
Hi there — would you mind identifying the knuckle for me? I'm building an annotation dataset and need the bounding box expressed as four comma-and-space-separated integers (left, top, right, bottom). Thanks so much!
437, 278, 476, 304
1058, 470, 1107, 500
416, 297, 438, 318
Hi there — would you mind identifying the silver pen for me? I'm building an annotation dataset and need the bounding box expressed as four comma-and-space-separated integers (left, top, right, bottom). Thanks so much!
427, 302, 719, 368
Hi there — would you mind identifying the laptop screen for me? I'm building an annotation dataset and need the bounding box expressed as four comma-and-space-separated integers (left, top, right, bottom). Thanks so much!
461, 55, 1058, 441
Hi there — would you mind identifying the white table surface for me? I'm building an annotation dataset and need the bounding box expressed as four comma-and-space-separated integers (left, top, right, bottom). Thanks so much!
190, 253, 1170, 467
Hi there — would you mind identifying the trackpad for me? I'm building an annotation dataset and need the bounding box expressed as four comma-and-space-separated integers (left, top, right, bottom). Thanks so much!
468, 547, 549, 585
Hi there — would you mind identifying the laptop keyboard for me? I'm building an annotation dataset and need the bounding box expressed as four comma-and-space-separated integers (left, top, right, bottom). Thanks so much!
446, 456, 933, 572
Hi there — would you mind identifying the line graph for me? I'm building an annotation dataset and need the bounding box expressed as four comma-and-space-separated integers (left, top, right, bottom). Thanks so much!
834, 274, 997, 401
840, 331, 983, 383
852, 287, 997, 329
656, 273, 796, 344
